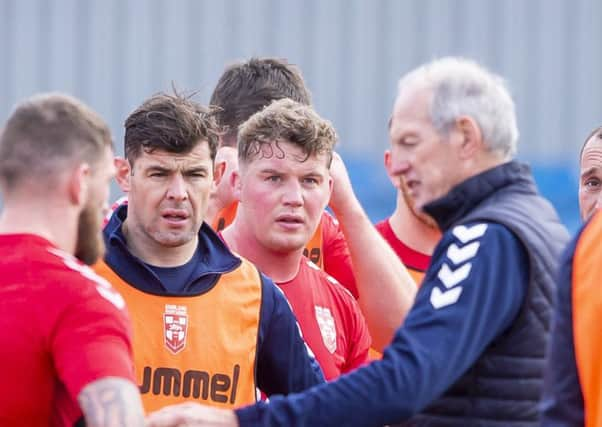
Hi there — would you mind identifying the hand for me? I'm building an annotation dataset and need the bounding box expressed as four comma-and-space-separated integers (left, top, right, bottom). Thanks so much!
328, 152, 359, 217
146, 403, 239, 427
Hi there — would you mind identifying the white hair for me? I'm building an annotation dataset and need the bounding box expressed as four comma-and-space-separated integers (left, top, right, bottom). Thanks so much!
397, 57, 519, 158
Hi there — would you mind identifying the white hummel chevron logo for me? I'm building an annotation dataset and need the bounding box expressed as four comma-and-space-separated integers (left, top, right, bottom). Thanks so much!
430, 286, 463, 309
429, 223, 486, 310
446, 242, 480, 265
437, 262, 472, 288
452, 223, 488, 244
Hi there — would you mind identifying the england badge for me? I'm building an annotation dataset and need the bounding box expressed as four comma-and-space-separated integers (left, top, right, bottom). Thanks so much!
163, 304, 188, 354
315, 306, 337, 354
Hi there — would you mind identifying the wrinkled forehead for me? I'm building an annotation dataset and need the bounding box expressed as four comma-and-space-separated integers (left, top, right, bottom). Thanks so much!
389, 99, 434, 142
581, 136, 602, 166
395, 81, 433, 108
391, 87, 433, 121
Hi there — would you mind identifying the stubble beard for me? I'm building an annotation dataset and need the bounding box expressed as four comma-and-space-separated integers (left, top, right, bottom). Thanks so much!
75, 202, 105, 265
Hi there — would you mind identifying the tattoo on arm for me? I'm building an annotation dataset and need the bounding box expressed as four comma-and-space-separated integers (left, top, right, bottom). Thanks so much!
77, 377, 145, 427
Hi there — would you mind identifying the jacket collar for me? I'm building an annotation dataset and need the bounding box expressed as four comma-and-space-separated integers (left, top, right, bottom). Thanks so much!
423, 161, 536, 231
103, 204, 241, 294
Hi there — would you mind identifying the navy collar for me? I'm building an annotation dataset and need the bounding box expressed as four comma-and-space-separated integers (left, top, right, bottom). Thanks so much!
103, 204, 241, 295
423, 161, 536, 232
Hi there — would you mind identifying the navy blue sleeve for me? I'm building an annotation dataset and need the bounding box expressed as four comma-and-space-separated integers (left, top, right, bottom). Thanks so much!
255, 273, 325, 396
236, 222, 528, 426
540, 228, 585, 426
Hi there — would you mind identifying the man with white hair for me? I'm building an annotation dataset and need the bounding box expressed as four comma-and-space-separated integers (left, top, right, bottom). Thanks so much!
146, 57, 569, 427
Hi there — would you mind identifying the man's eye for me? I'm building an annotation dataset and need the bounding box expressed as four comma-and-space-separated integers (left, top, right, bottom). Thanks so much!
267, 176, 281, 182
585, 179, 601, 190
303, 177, 318, 185
400, 138, 419, 146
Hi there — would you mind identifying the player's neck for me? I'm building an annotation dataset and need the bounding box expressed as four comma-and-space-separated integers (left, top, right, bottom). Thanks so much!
0, 197, 78, 254
389, 192, 441, 256
121, 219, 198, 267
222, 220, 301, 283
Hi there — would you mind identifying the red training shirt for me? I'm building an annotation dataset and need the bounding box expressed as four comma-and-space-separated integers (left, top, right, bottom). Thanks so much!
375, 218, 431, 284
277, 258, 371, 380
0, 234, 135, 427
211, 200, 358, 298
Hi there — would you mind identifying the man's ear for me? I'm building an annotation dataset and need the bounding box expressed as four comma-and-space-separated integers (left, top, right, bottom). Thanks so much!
213, 160, 226, 188
454, 115, 483, 159
384, 150, 392, 174
68, 163, 90, 207
114, 156, 132, 192
231, 169, 242, 202
383, 149, 400, 189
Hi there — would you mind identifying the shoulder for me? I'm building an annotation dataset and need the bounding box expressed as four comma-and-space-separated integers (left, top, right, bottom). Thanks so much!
419, 222, 527, 314
301, 260, 357, 304
320, 210, 338, 227
374, 218, 395, 243
257, 270, 290, 311
432, 221, 527, 285
320, 210, 342, 237
374, 218, 389, 232
564, 213, 602, 295
427, 222, 526, 305
45, 248, 127, 312
231, 255, 262, 279
574, 211, 602, 262
435, 221, 524, 262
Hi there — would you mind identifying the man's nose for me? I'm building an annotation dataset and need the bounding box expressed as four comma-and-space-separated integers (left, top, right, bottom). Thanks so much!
281, 180, 303, 207
393, 159, 412, 176
166, 174, 188, 201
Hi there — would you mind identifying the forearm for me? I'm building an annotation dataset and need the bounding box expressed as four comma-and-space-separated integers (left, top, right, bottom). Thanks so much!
332, 195, 417, 351
78, 377, 145, 427
236, 328, 444, 427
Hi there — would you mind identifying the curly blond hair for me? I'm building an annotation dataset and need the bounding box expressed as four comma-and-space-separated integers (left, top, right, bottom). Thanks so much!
238, 99, 337, 167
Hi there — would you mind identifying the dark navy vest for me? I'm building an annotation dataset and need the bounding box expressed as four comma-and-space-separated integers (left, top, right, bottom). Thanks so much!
405, 162, 569, 427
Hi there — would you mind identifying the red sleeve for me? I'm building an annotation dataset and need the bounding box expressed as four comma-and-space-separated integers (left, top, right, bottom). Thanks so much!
321, 212, 359, 299
50, 275, 135, 400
